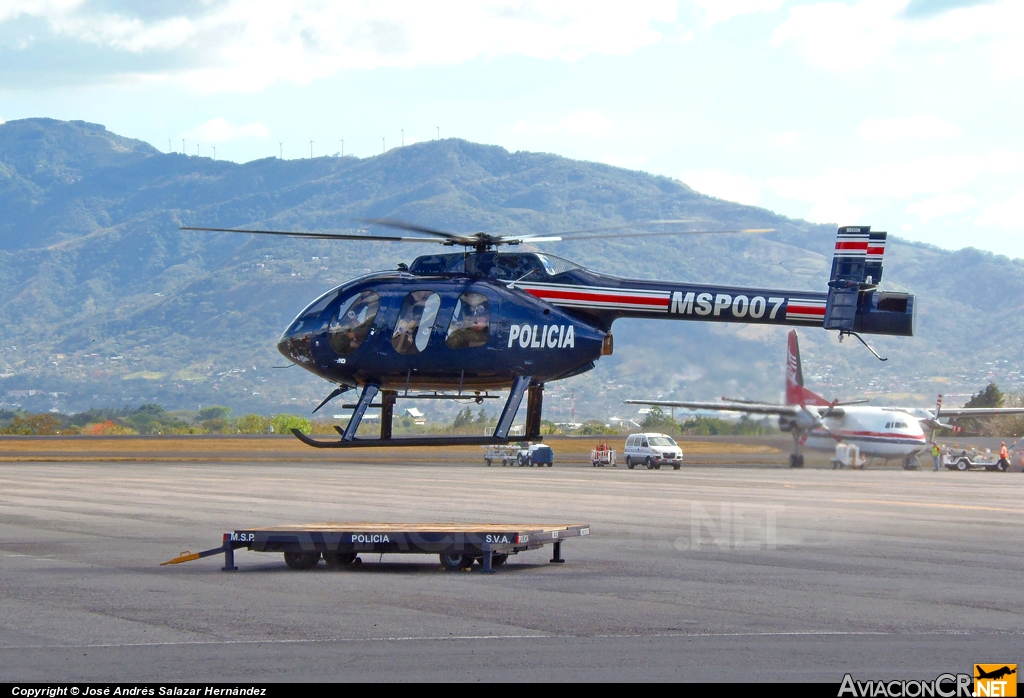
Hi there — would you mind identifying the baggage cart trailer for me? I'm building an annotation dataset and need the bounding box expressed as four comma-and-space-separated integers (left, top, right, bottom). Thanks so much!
162, 522, 591, 574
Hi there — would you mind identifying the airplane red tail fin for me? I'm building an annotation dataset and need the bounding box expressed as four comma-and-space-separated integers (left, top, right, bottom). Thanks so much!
785, 330, 831, 407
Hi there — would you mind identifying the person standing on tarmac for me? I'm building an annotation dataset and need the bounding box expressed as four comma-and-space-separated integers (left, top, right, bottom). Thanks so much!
998, 441, 1010, 471
932, 442, 942, 471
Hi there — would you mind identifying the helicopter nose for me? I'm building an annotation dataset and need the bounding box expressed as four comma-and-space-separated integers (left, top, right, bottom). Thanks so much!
278, 321, 313, 365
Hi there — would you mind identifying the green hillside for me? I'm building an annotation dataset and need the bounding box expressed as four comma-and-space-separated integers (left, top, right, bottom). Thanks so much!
1, 117, 1021, 422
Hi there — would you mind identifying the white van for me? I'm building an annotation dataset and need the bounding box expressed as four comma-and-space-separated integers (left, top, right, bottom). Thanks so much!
624, 433, 682, 470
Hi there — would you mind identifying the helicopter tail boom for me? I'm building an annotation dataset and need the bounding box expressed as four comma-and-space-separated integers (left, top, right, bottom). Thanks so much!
518, 226, 913, 337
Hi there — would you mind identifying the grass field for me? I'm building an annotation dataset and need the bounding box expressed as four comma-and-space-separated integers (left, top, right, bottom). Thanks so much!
0, 434, 788, 464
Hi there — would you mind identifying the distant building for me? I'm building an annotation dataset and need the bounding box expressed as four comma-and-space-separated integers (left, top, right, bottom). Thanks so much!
404, 407, 426, 425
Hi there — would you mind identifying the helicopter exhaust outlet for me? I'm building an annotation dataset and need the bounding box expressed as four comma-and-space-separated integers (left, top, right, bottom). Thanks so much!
602, 334, 613, 356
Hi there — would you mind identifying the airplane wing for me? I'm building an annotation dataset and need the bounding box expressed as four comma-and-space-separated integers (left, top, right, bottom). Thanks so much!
623, 399, 800, 416
932, 407, 1024, 417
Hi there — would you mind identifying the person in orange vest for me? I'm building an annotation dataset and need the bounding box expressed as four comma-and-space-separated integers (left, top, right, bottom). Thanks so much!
998, 441, 1010, 471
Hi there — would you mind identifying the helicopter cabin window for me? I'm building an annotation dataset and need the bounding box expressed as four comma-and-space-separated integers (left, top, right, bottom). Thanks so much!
445, 292, 491, 349
392, 291, 442, 355
328, 290, 380, 355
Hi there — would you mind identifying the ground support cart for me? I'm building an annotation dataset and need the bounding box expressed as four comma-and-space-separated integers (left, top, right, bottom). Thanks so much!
943, 448, 1010, 472
483, 446, 518, 466
162, 522, 591, 574
591, 448, 616, 467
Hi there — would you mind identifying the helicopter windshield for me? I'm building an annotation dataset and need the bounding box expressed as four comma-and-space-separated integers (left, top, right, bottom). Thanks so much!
329, 290, 380, 355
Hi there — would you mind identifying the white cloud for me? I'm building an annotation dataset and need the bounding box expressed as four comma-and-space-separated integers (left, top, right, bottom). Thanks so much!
768, 151, 1024, 203
806, 198, 863, 226
906, 192, 977, 222
773, 131, 800, 147
859, 114, 960, 143
976, 188, 1024, 227
1, 1, 679, 91
771, 0, 905, 72
991, 37, 1024, 82
681, 170, 761, 205
693, 0, 783, 25
558, 111, 612, 138
767, 150, 1024, 226
183, 118, 270, 143
771, 0, 1024, 75
512, 111, 612, 139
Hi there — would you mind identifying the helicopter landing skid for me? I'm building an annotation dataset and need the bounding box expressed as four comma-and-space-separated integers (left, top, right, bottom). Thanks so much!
290, 375, 536, 449
291, 431, 512, 448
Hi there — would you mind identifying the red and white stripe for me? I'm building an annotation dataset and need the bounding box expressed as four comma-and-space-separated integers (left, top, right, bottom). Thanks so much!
519, 282, 670, 312
785, 298, 826, 322
866, 234, 885, 262
834, 228, 870, 258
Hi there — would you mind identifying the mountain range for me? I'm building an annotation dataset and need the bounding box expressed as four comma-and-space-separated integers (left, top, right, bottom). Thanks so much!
1, 117, 1022, 422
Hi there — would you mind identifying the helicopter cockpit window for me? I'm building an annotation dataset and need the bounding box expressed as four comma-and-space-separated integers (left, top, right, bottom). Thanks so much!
445, 292, 491, 349
470, 253, 546, 281
534, 254, 583, 277
392, 291, 441, 355
328, 290, 380, 356
408, 254, 466, 275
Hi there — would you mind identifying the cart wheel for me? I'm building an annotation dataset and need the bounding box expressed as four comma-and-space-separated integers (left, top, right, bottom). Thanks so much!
626, 456, 634, 470
284, 551, 320, 570
485, 459, 492, 467
673, 464, 681, 470
492, 553, 508, 567
956, 459, 970, 472
439, 553, 474, 571
645, 457, 654, 470
323, 551, 358, 568
548, 462, 553, 467
501, 459, 507, 467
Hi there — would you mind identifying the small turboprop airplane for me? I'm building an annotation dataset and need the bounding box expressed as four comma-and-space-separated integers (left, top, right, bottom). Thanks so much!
626, 330, 1024, 469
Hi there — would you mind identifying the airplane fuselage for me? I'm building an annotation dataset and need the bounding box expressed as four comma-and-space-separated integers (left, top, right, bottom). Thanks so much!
805, 407, 927, 459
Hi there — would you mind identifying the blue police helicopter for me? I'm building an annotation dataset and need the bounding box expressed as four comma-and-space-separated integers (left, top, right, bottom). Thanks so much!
182, 221, 914, 448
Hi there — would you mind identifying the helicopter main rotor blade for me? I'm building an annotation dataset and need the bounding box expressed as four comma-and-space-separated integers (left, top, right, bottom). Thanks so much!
180, 226, 449, 243
354, 218, 473, 242
517, 228, 775, 243
520, 219, 698, 237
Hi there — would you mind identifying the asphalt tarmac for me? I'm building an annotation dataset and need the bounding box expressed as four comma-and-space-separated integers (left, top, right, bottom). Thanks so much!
1, 459, 1021, 682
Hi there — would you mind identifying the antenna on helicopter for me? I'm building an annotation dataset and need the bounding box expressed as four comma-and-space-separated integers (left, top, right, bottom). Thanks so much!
278, 141, 283, 159
309, 138, 314, 159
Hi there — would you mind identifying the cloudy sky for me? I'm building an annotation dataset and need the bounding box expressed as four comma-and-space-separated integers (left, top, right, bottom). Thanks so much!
1, 0, 1021, 256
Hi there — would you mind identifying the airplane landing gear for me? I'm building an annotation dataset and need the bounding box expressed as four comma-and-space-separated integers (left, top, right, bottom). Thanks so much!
789, 434, 805, 468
